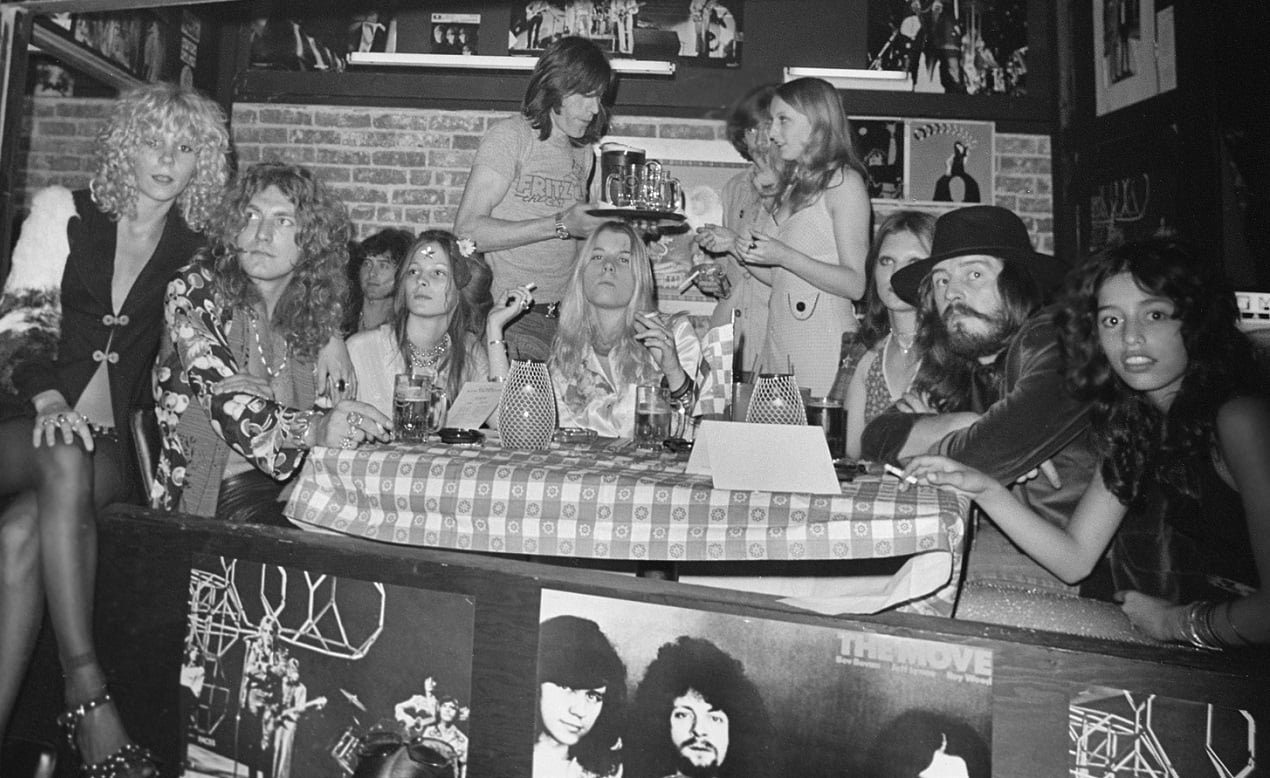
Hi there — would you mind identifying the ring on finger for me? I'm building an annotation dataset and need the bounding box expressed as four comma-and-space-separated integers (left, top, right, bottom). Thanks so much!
340, 435, 357, 449
42, 416, 57, 426
56, 414, 67, 424
347, 411, 363, 427
336, 378, 347, 391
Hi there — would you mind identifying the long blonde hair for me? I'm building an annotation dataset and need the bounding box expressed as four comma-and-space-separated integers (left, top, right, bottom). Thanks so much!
549, 222, 661, 396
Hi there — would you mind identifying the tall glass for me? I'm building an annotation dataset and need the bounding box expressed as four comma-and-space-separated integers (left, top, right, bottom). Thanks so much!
634, 384, 672, 449
805, 396, 846, 460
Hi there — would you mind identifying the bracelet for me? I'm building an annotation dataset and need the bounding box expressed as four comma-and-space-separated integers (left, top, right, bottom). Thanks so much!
293, 409, 322, 450
1223, 600, 1254, 647
668, 374, 694, 401
1184, 600, 1225, 651
488, 339, 506, 348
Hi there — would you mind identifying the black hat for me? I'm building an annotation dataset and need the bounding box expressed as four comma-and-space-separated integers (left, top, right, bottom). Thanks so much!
890, 205, 1069, 306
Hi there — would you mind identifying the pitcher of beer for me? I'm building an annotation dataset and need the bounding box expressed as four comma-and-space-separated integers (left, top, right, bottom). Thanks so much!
599, 143, 646, 204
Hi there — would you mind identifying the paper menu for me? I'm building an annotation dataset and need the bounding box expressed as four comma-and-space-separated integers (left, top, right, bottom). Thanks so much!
444, 381, 505, 430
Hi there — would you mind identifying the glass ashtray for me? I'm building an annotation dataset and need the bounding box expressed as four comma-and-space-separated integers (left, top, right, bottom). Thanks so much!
553, 427, 597, 445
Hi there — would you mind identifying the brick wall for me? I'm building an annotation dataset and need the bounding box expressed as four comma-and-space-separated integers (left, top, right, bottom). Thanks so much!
15, 96, 1054, 251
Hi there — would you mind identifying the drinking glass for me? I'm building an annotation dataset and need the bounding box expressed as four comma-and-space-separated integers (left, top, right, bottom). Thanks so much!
805, 396, 846, 459
394, 374, 446, 443
634, 384, 672, 449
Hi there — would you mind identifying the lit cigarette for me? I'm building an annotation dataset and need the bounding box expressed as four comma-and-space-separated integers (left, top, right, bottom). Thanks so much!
884, 463, 917, 484
677, 269, 702, 294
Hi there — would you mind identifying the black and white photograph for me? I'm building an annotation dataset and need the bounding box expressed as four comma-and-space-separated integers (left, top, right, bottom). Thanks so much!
1068, 686, 1257, 778
534, 589, 993, 777
906, 119, 993, 206
853, 118, 908, 200
180, 555, 475, 778
246, 12, 347, 71
1092, 0, 1164, 116
430, 13, 480, 55
509, 1, 743, 65
867, 0, 1030, 96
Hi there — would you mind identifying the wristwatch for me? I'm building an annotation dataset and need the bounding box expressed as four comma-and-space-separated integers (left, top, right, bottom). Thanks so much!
553, 212, 571, 240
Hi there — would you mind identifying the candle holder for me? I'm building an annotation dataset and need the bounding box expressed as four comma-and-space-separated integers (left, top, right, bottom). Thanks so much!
498, 359, 556, 449
745, 373, 807, 425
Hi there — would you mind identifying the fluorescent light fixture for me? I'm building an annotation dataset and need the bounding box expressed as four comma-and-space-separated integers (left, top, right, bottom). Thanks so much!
349, 52, 675, 76
784, 66, 911, 92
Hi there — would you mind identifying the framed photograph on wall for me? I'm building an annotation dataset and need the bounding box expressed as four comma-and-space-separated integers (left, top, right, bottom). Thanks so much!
180, 555, 476, 778
429, 13, 480, 55
906, 119, 994, 206
533, 589, 993, 777
1092, 0, 1158, 116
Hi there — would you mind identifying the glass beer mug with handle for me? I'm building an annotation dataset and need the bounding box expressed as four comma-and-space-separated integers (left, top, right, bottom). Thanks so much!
393, 374, 447, 443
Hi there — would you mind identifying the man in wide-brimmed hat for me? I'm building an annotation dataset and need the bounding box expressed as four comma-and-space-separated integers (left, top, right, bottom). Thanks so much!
862, 205, 1100, 596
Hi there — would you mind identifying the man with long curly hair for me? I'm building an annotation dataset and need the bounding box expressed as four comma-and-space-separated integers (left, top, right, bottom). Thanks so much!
151, 162, 390, 523
625, 636, 775, 778
860, 205, 1098, 595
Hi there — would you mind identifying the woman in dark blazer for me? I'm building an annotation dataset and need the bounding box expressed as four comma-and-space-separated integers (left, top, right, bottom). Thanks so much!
0, 83, 229, 775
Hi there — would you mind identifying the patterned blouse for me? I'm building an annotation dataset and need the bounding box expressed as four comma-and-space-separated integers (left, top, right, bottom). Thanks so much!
151, 262, 320, 513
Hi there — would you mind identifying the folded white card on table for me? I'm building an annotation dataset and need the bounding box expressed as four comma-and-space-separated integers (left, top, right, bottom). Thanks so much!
445, 381, 505, 430
686, 421, 840, 494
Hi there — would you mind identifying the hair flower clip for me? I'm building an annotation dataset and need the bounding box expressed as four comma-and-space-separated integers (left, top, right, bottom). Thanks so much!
457, 237, 477, 258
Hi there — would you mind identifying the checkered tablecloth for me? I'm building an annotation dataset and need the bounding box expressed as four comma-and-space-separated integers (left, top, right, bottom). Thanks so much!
284, 440, 970, 615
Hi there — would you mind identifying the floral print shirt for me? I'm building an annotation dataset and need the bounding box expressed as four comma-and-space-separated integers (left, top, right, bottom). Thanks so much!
151, 262, 316, 512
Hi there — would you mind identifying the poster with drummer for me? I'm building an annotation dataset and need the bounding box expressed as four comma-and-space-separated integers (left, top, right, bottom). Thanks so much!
534, 589, 993, 777
179, 555, 475, 778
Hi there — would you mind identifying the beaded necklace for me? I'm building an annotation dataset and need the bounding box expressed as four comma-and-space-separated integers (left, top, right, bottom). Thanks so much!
408, 333, 450, 372
248, 308, 288, 380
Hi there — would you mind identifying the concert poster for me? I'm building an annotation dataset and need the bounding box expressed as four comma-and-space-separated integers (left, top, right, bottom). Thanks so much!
867, 0, 1030, 97
179, 555, 476, 778
1068, 686, 1258, 778
509, 1, 744, 66
534, 589, 993, 777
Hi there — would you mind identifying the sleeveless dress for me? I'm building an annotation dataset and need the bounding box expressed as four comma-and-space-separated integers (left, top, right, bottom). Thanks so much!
757, 194, 856, 396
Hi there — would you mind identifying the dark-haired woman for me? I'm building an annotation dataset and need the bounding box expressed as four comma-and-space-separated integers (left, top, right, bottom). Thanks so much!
346, 230, 531, 416
455, 35, 617, 362
904, 239, 1270, 647
534, 616, 626, 778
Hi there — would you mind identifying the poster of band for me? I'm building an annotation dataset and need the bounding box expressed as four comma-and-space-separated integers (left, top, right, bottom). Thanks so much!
534, 589, 993, 777
1068, 686, 1257, 778
180, 555, 475, 778
867, 0, 1029, 96
509, 0, 744, 65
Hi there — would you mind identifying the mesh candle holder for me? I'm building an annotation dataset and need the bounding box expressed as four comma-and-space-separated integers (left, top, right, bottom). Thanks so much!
498, 359, 557, 449
745, 373, 807, 425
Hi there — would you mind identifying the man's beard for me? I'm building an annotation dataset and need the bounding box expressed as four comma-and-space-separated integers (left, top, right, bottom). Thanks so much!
674, 756, 723, 778
941, 302, 1014, 360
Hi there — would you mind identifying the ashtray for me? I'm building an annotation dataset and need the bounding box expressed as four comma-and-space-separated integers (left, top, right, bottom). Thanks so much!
553, 427, 597, 445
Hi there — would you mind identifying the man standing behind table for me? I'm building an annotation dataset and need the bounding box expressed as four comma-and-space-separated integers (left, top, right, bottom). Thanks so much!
454, 35, 615, 361
860, 205, 1098, 594
625, 636, 775, 778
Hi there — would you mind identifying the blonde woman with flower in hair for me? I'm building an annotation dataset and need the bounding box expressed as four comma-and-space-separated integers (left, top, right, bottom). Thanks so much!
0, 82, 229, 776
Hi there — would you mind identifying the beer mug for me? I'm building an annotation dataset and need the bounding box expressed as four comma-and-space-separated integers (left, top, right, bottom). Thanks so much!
393, 374, 447, 443
634, 384, 672, 449
600, 143, 645, 203
604, 171, 635, 208
657, 178, 685, 213
638, 160, 664, 208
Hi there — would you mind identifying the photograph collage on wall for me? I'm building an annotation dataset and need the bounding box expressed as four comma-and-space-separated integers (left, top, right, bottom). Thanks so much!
533, 589, 994, 777
867, 0, 1030, 96
509, 0, 743, 66
1068, 686, 1257, 778
850, 117, 994, 206
179, 555, 475, 778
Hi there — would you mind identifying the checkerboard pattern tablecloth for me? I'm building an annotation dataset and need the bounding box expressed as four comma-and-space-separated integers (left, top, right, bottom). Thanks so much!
285, 441, 970, 614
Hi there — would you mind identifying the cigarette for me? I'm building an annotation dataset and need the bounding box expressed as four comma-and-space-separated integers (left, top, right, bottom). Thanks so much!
677, 269, 702, 294
525, 283, 537, 291
884, 463, 917, 484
